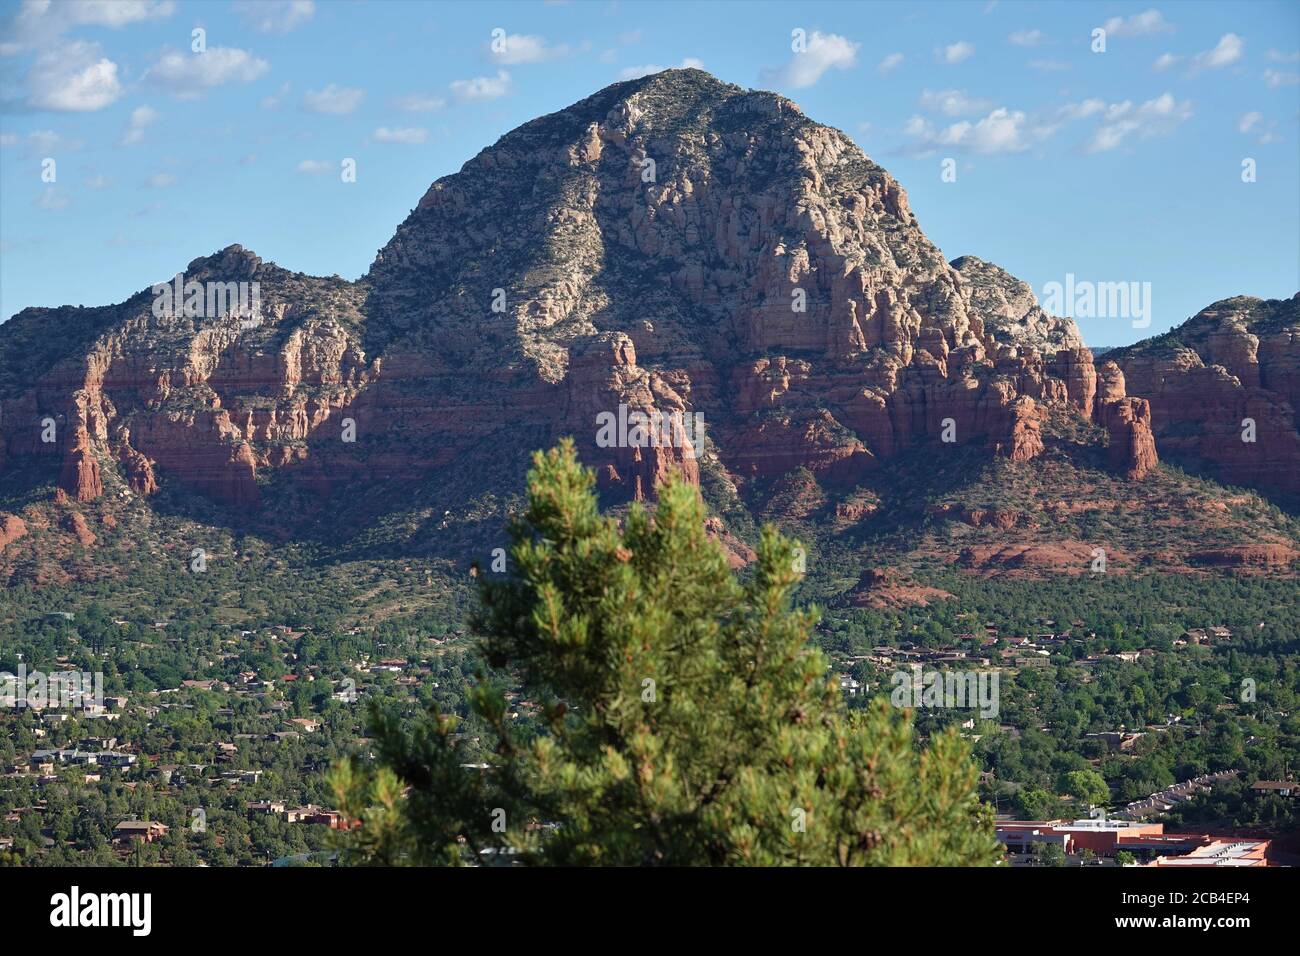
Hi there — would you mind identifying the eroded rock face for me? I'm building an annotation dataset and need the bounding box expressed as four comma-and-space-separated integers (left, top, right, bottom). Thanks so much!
61, 511, 96, 548
0, 513, 26, 552
0, 68, 1217, 524
1111, 295, 1300, 498
1099, 397, 1159, 479
565, 332, 700, 501
1087, 361, 1158, 479
1190, 543, 1299, 568
58, 424, 103, 502
848, 567, 954, 608
117, 441, 158, 497
951, 256, 1084, 354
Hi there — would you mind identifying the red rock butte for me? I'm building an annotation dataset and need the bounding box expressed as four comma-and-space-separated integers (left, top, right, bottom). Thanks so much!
0, 70, 1294, 527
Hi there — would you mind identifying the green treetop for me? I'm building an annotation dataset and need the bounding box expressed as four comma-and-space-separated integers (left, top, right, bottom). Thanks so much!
332, 440, 1000, 866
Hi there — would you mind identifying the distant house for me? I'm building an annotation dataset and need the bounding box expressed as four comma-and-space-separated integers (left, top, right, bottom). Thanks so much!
1014, 656, 1052, 669
837, 674, 863, 697
114, 820, 168, 844
246, 800, 286, 816
1085, 732, 1145, 752
81, 705, 121, 721
30, 748, 135, 769
283, 804, 349, 827
1250, 781, 1298, 798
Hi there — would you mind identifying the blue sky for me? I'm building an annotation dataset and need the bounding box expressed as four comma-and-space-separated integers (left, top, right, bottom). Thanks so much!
1, 0, 1297, 346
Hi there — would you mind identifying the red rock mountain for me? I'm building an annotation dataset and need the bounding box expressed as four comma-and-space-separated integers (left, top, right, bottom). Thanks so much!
1109, 294, 1300, 501
0, 69, 1288, 543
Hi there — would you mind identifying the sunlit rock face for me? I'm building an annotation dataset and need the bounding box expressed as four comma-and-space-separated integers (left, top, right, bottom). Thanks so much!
1, 68, 1198, 518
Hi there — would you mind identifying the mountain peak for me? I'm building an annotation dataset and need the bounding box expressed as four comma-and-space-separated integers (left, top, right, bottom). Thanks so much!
185, 244, 264, 279
950, 254, 1083, 352
2, 68, 1180, 518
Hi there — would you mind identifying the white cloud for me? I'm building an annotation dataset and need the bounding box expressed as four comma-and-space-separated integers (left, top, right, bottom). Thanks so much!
395, 92, 446, 112
296, 160, 332, 175
939, 108, 1031, 153
118, 105, 158, 146
26, 41, 122, 111
450, 70, 511, 101
1008, 30, 1044, 48
939, 41, 975, 64
1057, 99, 1107, 121
1190, 33, 1244, 72
1102, 9, 1173, 38
902, 91, 1191, 157
918, 89, 994, 117
904, 106, 1040, 155
760, 31, 860, 88
1264, 69, 1299, 88
1152, 53, 1180, 72
372, 126, 427, 144
234, 0, 314, 34
54, 0, 174, 28
617, 58, 704, 81
1082, 92, 1192, 153
303, 83, 364, 114
146, 171, 175, 188
84, 173, 112, 189
1235, 111, 1282, 144
487, 32, 569, 64
1027, 59, 1069, 72
877, 52, 904, 75
2, 0, 173, 54
146, 47, 269, 98
1266, 49, 1300, 63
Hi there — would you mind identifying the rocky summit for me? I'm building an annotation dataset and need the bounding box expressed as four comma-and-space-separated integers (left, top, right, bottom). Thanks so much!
0, 69, 1296, 583
1110, 294, 1300, 499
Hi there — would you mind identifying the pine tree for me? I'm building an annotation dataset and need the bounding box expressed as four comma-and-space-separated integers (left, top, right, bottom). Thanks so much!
332, 440, 1000, 866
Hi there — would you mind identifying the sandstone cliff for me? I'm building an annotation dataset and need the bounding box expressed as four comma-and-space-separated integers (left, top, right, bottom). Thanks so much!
1110, 294, 1300, 499
15, 68, 1285, 532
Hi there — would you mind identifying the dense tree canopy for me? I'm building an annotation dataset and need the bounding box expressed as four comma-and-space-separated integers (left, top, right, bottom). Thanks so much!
332, 441, 1000, 866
